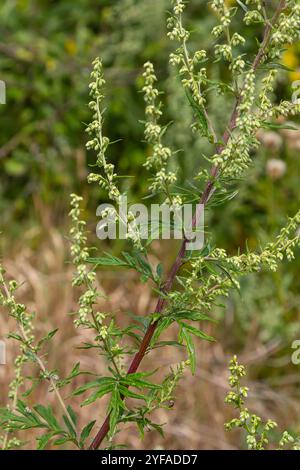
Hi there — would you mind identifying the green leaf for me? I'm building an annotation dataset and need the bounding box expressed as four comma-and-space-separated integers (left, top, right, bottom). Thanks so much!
88, 250, 154, 283
70, 363, 81, 376
261, 121, 299, 131
133, 251, 152, 276
122, 251, 136, 266
180, 322, 215, 342
123, 375, 160, 391
37, 432, 57, 450
151, 317, 174, 345
140, 274, 149, 283
173, 309, 216, 323
33, 405, 60, 431
216, 263, 240, 294
67, 405, 77, 427
205, 261, 219, 275
8, 401, 45, 429
200, 244, 211, 258
137, 420, 146, 439
63, 409, 77, 438
152, 340, 183, 349
264, 62, 295, 72
108, 387, 123, 438
53, 436, 70, 447
185, 89, 209, 137
80, 420, 96, 446
63, 414, 76, 438
7, 333, 23, 342
37, 329, 59, 348
73, 377, 115, 396
180, 327, 196, 375
80, 384, 115, 407
88, 252, 128, 267
150, 422, 165, 437
236, 0, 248, 12
156, 263, 163, 279
56, 362, 86, 388
22, 377, 41, 398
118, 386, 146, 401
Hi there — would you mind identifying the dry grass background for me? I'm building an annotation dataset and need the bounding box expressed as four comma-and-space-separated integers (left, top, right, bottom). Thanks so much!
1, 220, 300, 450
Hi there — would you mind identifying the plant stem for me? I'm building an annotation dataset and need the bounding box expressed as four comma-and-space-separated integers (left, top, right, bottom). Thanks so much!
89, 0, 286, 450
23, 331, 78, 439
0, 276, 78, 441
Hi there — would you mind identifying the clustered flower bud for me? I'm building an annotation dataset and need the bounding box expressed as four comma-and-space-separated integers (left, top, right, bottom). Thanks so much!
243, 10, 264, 26
269, 4, 300, 57
86, 58, 120, 202
168, 1, 207, 110
142, 62, 177, 205
224, 355, 300, 449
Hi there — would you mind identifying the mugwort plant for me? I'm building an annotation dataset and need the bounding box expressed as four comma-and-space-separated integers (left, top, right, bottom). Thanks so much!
1, 0, 300, 450
225, 356, 300, 449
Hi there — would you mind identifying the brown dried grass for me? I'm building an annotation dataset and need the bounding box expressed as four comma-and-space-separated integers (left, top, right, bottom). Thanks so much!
1, 226, 300, 450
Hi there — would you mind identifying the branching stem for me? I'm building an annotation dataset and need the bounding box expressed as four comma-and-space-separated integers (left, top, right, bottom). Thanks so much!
89, 0, 286, 450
